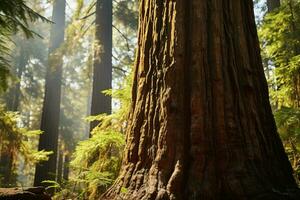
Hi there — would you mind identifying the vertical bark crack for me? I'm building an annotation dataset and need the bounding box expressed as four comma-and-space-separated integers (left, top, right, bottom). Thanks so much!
182, 0, 192, 197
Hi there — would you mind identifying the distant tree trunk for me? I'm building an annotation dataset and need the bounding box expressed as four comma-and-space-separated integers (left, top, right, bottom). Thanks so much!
103, 0, 300, 199
90, 0, 112, 133
56, 152, 63, 184
34, 0, 65, 186
286, 0, 300, 108
62, 155, 69, 181
267, 0, 281, 12
264, 0, 280, 86
0, 149, 14, 186
85, 87, 92, 137
6, 48, 28, 111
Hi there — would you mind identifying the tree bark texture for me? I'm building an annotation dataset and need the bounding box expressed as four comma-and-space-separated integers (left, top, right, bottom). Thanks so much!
34, 0, 66, 186
90, 0, 112, 132
103, 0, 300, 199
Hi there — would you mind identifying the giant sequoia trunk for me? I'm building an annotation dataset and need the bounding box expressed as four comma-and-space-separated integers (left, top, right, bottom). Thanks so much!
34, 0, 65, 186
103, 0, 300, 199
90, 0, 112, 132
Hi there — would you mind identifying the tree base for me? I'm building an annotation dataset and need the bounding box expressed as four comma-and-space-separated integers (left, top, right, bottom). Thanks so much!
0, 187, 51, 200
252, 189, 300, 200
101, 182, 300, 200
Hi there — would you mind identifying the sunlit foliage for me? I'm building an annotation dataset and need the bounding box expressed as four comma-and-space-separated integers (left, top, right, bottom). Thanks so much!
258, 0, 300, 183
0, 0, 50, 93
0, 104, 51, 186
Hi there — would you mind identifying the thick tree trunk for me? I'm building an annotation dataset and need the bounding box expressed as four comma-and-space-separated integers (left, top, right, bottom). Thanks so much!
90, 0, 112, 132
267, 0, 281, 12
34, 0, 65, 186
103, 0, 300, 199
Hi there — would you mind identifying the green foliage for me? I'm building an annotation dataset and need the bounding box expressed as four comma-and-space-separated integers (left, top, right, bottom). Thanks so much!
114, 0, 138, 30
42, 180, 62, 190
51, 66, 132, 199
275, 107, 300, 140
0, 0, 137, 196
0, 0, 50, 93
259, 0, 300, 108
0, 104, 51, 186
55, 1, 138, 198
274, 107, 300, 183
258, 0, 300, 183
69, 83, 131, 199
0, 0, 49, 37
70, 131, 124, 197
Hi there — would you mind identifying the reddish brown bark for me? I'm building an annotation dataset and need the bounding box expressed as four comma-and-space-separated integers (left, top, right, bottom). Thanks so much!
103, 0, 300, 199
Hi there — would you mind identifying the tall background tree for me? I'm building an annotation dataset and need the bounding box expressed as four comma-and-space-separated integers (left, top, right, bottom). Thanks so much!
90, 0, 112, 132
34, 0, 66, 186
103, 0, 300, 199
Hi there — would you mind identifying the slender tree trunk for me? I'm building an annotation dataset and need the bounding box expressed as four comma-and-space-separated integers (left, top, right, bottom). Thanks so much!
85, 87, 92, 137
264, 0, 281, 108
34, 0, 65, 186
62, 155, 69, 181
103, 0, 300, 199
0, 149, 14, 186
6, 48, 28, 111
90, 0, 112, 133
56, 152, 63, 184
287, 0, 300, 108
267, 0, 281, 12
264, 0, 280, 82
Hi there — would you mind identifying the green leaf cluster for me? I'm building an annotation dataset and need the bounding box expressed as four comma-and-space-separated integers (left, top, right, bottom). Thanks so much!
68, 78, 131, 199
0, 0, 50, 94
259, 0, 300, 108
258, 0, 300, 183
0, 104, 51, 186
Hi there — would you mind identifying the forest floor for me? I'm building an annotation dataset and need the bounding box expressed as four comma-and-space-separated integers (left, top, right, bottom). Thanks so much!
0, 187, 51, 200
